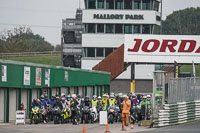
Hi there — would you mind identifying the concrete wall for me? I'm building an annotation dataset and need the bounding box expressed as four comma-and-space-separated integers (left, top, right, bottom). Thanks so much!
135, 80, 153, 93
9, 88, 16, 121
0, 89, 4, 122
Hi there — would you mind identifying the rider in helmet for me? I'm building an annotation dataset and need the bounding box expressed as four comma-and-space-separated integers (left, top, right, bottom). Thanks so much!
109, 94, 116, 107
53, 97, 63, 110
32, 98, 40, 108
91, 95, 98, 107
101, 94, 109, 110
40, 95, 47, 109
48, 95, 56, 107
70, 94, 79, 125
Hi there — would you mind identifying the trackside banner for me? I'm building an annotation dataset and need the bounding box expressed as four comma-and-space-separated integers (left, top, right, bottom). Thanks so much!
124, 34, 200, 64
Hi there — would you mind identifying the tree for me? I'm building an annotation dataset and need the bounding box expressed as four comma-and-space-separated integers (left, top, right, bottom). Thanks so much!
55, 44, 61, 51
162, 7, 200, 35
0, 26, 54, 53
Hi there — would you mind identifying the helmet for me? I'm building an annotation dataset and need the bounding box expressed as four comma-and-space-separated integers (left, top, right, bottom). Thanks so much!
110, 94, 114, 98
97, 96, 101, 100
61, 97, 65, 101
103, 94, 107, 98
147, 95, 151, 98
33, 98, 37, 102
143, 95, 147, 99
40, 95, 44, 99
77, 94, 81, 99
85, 96, 89, 101
61, 93, 65, 97
132, 93, 136, 97
93, 95, 97, 98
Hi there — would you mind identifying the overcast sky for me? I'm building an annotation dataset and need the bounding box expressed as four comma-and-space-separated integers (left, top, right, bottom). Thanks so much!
0, 0, 199, 45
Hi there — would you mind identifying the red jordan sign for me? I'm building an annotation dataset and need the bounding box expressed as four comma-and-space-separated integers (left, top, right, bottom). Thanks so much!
124, 34, 200, 64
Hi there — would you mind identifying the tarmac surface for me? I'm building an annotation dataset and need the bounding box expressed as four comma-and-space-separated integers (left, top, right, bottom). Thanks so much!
0, 120, 199, 133
0, 122, 154, 133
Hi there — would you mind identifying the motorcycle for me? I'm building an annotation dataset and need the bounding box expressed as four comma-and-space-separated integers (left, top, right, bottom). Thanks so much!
30, 106, 40, 124
53, 106, 61, 124
90, 106, 98, 123
61, 108, 70, 123
115, 106, 121, 122
107, 106, 115, 124
82, 106, 92, 124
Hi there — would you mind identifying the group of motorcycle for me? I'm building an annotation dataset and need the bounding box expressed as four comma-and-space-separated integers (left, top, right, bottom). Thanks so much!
30, 95, 152, 125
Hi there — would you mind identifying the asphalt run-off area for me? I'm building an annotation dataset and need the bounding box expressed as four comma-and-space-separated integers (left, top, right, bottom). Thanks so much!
0, 120, 200, 133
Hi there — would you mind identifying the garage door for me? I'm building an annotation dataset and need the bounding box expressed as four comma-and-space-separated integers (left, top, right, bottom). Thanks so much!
32, 88, 37, 100
9, 88, 17, 121
0, 89, 4, 122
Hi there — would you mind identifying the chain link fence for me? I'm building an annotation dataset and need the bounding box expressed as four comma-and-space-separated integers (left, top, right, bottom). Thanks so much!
168, 77, 200, 104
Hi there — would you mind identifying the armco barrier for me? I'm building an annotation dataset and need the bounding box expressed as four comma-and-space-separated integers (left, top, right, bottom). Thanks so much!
153, 100, 200, 127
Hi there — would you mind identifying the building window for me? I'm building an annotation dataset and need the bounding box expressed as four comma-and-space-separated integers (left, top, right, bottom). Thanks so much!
96, 48, 104, 57
134, 24, 141, 33
88, 23, 96, 33
97, 0, 104, 9
115, 0, 123, 9
97, 24, 104, 33
106, 24, 114, 33
142, 24, 151, 34
105, 48, 113, 57
87, 48, 95, 57
142, 0, 150, 10
106, 0, 114, 9
115, 24, 123, 33
134, 0, 141, 9
124, 0, 132, 9
88, 0, 96, 9
153, 0, 159, 11
124, 24, 132, 34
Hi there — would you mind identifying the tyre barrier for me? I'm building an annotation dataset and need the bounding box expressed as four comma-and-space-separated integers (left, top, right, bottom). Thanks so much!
153, 100, 200, 127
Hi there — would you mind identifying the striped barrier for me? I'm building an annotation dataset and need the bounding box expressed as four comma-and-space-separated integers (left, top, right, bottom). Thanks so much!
153, 100, 200, 127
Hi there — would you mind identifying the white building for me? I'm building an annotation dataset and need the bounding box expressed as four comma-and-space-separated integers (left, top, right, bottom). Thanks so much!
81, 0, 161, 93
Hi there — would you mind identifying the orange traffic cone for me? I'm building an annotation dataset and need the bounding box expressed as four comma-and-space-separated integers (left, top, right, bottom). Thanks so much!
83, 124, 86, 133
121, 121, 126, 131
130, 123, 134, 129
105, 122, 110, 133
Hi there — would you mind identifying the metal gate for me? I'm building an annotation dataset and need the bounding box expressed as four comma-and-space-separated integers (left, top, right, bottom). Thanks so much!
168, 77, 200, 104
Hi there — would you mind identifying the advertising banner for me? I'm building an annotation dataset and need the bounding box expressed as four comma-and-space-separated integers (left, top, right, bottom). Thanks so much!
24, 66, 30, 85
36, 67, 41, 86
45, 69, 50, 87
124, 34, 200, 64
2, 65, 7, 82
65, 71, 68, 81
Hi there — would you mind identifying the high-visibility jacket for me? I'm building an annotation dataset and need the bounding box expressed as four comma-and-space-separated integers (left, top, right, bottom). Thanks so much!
122, 99, 131, 113
92, 100, 98, 107
109, 99, 116, 107
101, 98, 109, 106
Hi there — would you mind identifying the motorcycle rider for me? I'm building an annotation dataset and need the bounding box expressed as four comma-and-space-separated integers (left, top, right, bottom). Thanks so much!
53, 97, 63, 110
92, 95, 98, 107
32, 98, 40, 108
101, 94, 109, 110
40, 95, 48, 123
140, 95, 148, 120
48, 96, 56, 107
81, 96, 92, 123
109, 94, 116, 107
70, 94, 79, 125
147, 95, 152, 106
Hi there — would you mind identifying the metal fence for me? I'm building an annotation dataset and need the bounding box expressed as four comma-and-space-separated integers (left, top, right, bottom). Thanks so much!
168, 77, 200, 104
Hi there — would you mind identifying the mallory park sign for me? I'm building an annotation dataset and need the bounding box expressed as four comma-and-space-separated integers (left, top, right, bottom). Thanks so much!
93, 14, 144, 20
